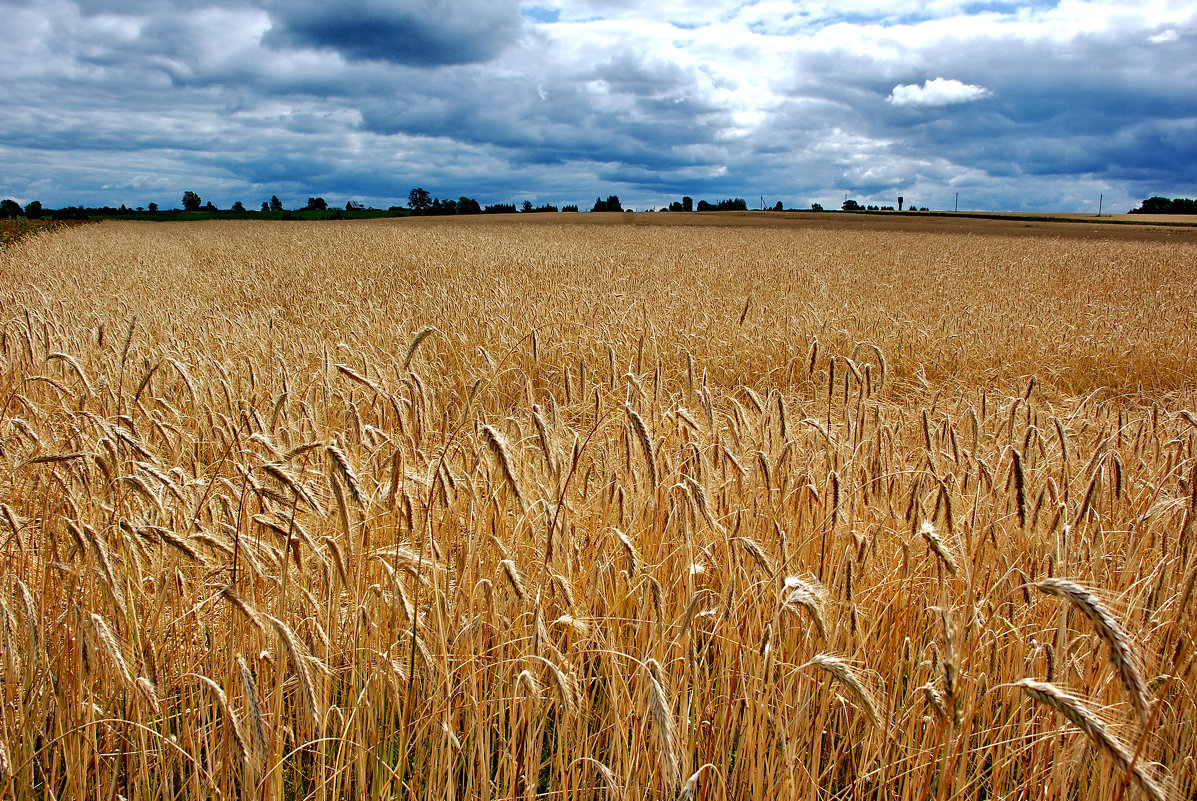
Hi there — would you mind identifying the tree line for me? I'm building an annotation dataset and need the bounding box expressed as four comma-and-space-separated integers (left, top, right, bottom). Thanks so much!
1129, 197, 1197, 214
1, 189, 781, 220
15, 190, 1189, 221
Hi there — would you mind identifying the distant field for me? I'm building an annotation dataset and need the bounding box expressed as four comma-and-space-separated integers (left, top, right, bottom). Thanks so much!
0, 217, 81, 248
2, 218, 1194, 800
471, 208, 1197, 242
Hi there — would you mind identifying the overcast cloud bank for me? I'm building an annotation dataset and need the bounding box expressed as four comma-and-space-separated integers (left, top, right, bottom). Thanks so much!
2, 0, 1195, 212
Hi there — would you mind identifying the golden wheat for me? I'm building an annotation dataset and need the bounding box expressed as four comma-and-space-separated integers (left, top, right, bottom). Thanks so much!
0, 216, 1193, 799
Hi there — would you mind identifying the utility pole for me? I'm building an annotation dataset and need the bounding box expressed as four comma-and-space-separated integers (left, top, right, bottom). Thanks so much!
1098, 194, 1103, 217
955, 192, 959, 212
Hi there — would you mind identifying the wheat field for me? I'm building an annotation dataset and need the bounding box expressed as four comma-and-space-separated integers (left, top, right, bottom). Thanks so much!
1, 217, 1195, 800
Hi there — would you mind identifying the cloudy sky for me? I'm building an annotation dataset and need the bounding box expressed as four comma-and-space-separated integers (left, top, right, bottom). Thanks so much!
2, 0, 1195, 212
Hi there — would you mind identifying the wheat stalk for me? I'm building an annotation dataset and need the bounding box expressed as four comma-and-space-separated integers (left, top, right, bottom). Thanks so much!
1034, 579, 1149, 717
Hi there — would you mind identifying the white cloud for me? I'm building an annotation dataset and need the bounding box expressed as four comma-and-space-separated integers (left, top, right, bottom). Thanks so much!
888, 78, 992, 106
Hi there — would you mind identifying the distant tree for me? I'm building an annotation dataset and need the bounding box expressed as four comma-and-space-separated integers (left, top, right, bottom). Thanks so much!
261, 202, 270, 212
0, 199, 22, 218
269, 195, 284, 212
592, 195, 622, 212
457, 197, 482, 214
811, 203, 824, 211
562, 204, 579, 212
696, 198, 747, 211
1131, 196, 1197, 214
841, 199, 862, 211
668, 201, 683, 212
773, 201, 784, 211
182, 191, 202, 211
521, 200, 534, 213
202, 201, 217, 212
408, 188, 432, 214
484, 203, 516, 214
682, 196, 693, 212
148, 202, 159, 213
24, 200, 44, 218
305, 197, 327, 211
232, 201, 246, 212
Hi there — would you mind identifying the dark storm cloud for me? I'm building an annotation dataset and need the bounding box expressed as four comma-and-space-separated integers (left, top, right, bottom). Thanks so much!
262, 0, 524, 66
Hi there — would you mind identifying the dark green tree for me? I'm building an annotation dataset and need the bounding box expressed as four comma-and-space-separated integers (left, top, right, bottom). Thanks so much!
148, 202, 159, 213
232, 201, 246, 212
592, 195, 622, 212
1131, 196, 1197, 214
24, 201, 44, 218
0, 199, 22, 218
408, 188, 431, 213
270, 195, 284, 212
182, 191, 202, 211
305, 197, 327, 211
682, 196, 693, 212
842, 199, 862, 211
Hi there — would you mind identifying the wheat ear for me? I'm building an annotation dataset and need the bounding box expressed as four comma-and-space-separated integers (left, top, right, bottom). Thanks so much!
1017, 680, 1163, 801
1034, 579, 1149, 717
644, 658, 680, 792
806, 653, 883, 729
